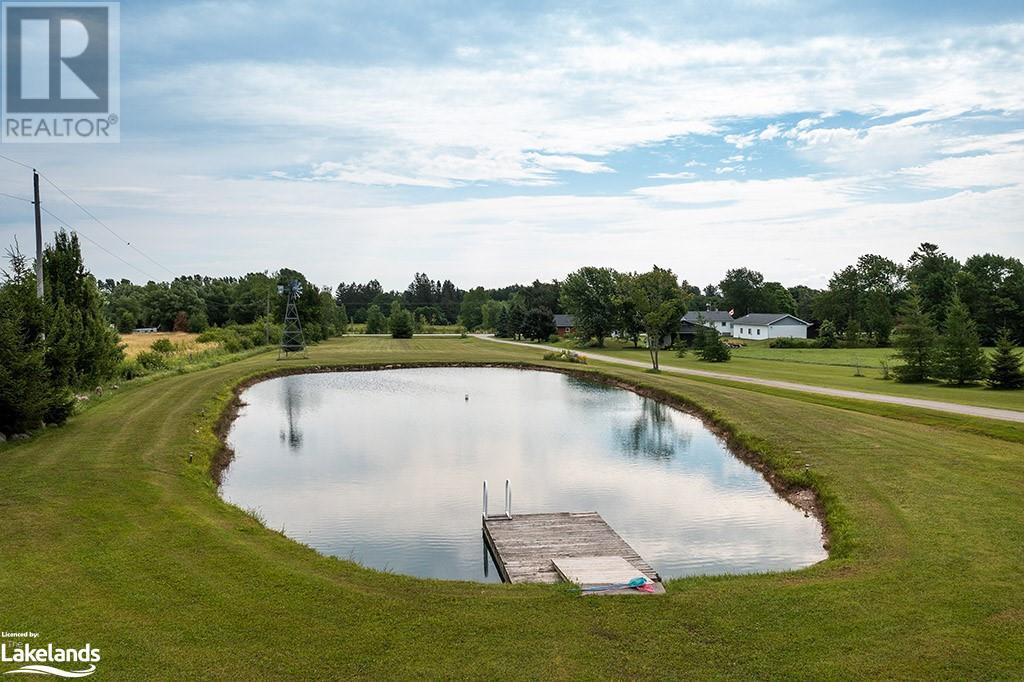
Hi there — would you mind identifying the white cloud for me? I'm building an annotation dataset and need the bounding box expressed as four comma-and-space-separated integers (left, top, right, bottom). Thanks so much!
139, 27, 1024, 186
649, 171, 697, 179
786, 119, 938, 172
724, 131, 759, 149
524, 153, 614, 174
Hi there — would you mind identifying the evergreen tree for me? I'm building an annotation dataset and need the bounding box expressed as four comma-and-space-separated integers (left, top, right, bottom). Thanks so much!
935, 293, 988, 384
507, 296, 526, 339
364, 304, 386, 334
987, 329, 1024, 390
697, 327, 731, 362
892, 293, 937, 383
388, 300, 414, 339
494, 306, 511, 338
0, 245, 72, 434
43, 230, 122, 386
44, 299, 79, 387
337, 303, 349, 335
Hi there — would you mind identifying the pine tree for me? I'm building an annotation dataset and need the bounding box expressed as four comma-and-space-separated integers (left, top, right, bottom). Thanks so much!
935, 293, 987, 385
697, 327, 731, 362
44, 299, 79, 387
364, 304, 386, 334
987, 329, 1024, 390
336, 303, 349, 335
388, 300, 413, 339
0, 245, 71, 434
507, 299, 526, 340
892, 293, 937, 383
494, 306, 511, 338
43, 230, 122, 386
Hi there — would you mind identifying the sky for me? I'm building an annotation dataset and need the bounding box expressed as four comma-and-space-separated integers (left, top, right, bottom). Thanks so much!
0, 0, 1022, 291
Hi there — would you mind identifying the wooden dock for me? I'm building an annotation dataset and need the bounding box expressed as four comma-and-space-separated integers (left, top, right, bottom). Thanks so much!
482, 511, 663, 593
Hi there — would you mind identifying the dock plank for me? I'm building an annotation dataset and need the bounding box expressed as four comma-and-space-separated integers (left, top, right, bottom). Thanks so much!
482, 512, 662, 588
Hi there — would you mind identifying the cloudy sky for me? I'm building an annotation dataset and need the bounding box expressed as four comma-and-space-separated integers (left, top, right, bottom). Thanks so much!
1, 0, 1022, 290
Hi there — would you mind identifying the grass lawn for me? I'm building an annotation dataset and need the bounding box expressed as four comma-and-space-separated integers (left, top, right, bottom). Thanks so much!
547, 338, 1024, 413
2, 336, 1022, 679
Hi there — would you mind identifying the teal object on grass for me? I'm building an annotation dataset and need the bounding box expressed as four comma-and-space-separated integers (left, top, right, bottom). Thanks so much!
581, 576, 649, 592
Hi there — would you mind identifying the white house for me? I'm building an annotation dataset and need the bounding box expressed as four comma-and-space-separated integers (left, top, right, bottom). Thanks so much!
682, 310, 734, 336
732, 313, 811, 340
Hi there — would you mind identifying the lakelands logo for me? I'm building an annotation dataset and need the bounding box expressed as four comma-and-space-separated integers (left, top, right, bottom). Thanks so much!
1, 634, 100, 678
1, 1, 120, 142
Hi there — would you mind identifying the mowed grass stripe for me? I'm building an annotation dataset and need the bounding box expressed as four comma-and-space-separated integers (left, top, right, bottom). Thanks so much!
1, 336, 1021, 679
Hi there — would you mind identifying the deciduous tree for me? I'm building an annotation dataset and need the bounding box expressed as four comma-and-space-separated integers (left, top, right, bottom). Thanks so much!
624, 267, 687, 370
560, 266, 619, 347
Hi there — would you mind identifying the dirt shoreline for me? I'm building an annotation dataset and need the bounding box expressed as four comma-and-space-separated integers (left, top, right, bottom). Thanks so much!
210, 361, 830, 554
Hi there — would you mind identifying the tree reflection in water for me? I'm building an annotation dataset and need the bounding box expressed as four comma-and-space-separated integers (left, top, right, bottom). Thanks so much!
279, 379, 304, 449
618, 398, 692, 462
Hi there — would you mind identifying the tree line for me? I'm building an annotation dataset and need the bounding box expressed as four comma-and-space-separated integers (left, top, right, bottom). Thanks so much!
703, 243, 1023, 347
101, 268, 348, 343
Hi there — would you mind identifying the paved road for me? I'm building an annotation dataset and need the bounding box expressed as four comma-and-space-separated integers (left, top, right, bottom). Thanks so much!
477, 335, 1024, 424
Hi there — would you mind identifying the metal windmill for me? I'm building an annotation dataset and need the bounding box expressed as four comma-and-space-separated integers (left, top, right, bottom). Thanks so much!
278, 279, 307, 360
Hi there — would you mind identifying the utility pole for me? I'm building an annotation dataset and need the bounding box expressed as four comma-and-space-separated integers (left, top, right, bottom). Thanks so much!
33, 170, 43, 299
265, 287, 271, 345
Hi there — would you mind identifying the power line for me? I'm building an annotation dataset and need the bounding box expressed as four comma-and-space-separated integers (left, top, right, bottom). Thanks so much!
0, 151, 176, 278
39, 205, 156, 280
0, 152, 33, 171
36, 171, 177, 277
0, 190, 32, 203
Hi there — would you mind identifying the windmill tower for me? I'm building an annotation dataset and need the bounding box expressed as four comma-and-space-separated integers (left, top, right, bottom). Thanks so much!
278, 279, 307, 360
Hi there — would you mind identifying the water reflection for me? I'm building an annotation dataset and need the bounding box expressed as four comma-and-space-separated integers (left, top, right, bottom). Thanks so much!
617, 398, 692, 461
223, 368, 825, 582
278, 378, 305, 449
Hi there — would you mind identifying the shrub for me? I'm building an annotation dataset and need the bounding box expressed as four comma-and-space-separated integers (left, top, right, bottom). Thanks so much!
150, 338, 175, 354
698, 339, 731, 362
542, 349, 587, 364
817, 319, 838, 348
768, 337, 816, 349
197, 322, 278, 352
135, 350, 169, 371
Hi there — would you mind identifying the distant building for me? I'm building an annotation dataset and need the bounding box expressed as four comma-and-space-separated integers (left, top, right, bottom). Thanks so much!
669, 317, 716, 347
732, 313, 811, 340
553, 314, 575, 336
682, 310, 734, 336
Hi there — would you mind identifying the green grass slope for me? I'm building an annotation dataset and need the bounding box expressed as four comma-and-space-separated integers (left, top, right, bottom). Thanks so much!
547, 339, 1024, 412
1, 336, 1021, 679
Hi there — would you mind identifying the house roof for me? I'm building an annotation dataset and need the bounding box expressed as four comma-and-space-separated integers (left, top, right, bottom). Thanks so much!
678, 319, 715, 333
553, 314, 575, 327
683, 310, 733, 323
733, 313, 811, 326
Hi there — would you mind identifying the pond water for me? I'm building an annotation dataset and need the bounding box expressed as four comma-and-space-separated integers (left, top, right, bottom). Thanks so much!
222, 368, 826, 582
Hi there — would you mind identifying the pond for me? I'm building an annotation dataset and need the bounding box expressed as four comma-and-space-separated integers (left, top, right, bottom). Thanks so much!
222, 368, 826, 582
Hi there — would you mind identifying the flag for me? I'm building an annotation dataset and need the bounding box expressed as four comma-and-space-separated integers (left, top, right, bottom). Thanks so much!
728, 308, 735, 316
